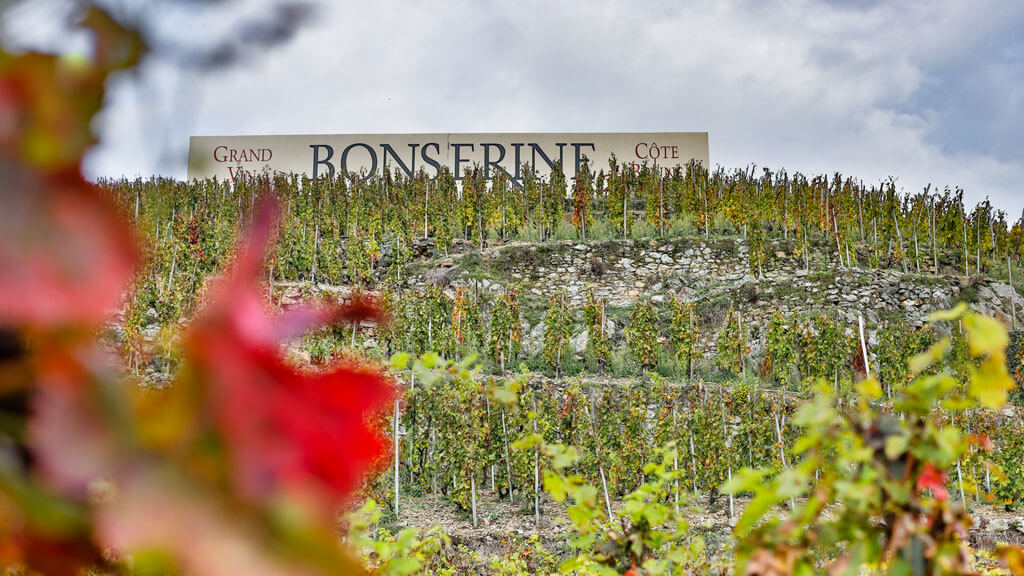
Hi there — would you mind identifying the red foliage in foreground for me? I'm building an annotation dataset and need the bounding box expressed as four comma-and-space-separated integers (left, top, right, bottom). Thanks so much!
1, 9, 389, 575
916, 463, 948, 502
185, 199, 394, 502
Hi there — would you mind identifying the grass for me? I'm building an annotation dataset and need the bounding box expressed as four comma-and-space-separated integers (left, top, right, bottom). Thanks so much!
551, 220, 578, 242
586, 218, 614, 241
609, 347, 635, 378
653, 349, 683, 379
957, 284, 980, 304
630, 220, 658, 240
521, 353, 585, 379
696, 295, 732, 328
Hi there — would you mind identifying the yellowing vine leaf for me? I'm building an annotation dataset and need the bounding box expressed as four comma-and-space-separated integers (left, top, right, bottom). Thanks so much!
970, 356, 1014, 409
927, 302, 968, 323
908, 338, 950, 375
964, 313, 1008, 357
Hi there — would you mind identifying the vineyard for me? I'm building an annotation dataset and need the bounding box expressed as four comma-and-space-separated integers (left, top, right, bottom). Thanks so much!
377, 366, 1024, 521
103, 162, 1024, 294
105, 165, 1024, 377
98, 167, 1024, 573
9, 9, 1024, 575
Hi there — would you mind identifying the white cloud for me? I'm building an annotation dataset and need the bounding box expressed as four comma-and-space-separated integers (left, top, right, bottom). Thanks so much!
72, 0, 1024, 218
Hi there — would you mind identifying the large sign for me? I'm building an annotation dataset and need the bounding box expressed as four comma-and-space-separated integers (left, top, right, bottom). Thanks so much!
187, 132, 709, 183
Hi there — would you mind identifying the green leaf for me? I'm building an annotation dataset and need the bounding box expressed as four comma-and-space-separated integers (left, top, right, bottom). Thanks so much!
567, 503, 596, 529
389, 352, 411, 371
884, 434, 908, 460
575, 484, 599, 508
840, 542, 868, 576
486, 381, 519, 407
512, 433, 543, 451
934, 426, 963, 465
792, 435, 819, 454
559, 557, 586, 571
544, 444, 579, 471
888, 558, 912, 576
857, 377, 882, 400
928, 302, 968, 323
689, 535, 705, 557
382, 556, 421, 576
964, 313, 1008, 357
642, 503, 669, 526
970, 356, 1013, 409
420, 352, 441, 369
543, 471, 567, 502
458, 353, 478, 369
722, 468, 770, 495
775, 468, 808, 499
395, 526, 417, 549
735, 491, 783, 535
792, 393, 834, 428
589, 564, 621, 576
908, 338, 950, 374
794, 561, 815, 576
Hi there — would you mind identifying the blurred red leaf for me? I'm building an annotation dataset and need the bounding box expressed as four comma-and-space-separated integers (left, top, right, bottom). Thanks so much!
0, 167, 138, 331
916, 464, 948, 501
96, 470, 365, 576
185, 198, 393, 502
0, 533, 104, 576
0, 23, 144, 333
29, 383, 121, 498
0, 53, 99, 169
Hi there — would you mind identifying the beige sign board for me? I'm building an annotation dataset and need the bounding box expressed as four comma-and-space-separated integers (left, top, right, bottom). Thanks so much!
187, 132, 709, 183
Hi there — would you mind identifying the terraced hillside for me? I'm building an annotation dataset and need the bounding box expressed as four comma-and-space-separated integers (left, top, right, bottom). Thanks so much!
104, 173, 1024, 574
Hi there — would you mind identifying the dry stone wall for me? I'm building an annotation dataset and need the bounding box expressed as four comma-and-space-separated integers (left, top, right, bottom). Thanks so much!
402, 237, 1024, 356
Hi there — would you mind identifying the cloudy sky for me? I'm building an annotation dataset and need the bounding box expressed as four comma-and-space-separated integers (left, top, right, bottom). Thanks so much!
8, 0, 1024, 217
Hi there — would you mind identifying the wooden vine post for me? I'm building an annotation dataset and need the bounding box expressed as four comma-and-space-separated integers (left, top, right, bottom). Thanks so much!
484, 395, 494, 493
583, 402, 613, 519
1009, 256, 1017, 330
956, 458, 966, 509
623, 183, 629, 239
429, 427, 437, 497
470, 472, 478, 528
931, 198, 938, 273
672, 405, 680, 513
833, 213, 844, 269
774, 412, 795, 511
964, 218, 969, 278
738, 310, 746, 381
501, 409, 514, 503
533, 395, 541, 530
725, 416, 734, 519
802, 225, 810, 271
688, 305, 695, 382
393, 396, 401, 519
858, 314, 871, 380
688, 426, 698, 497
912, 204, 920, 273
408, 374, 416, 488
703, 184, 710, 240
893, 209, 907, 274
977, 218, 982, 276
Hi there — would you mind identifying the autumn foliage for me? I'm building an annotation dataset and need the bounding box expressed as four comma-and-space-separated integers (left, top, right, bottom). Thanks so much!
0, 8, 392, 576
